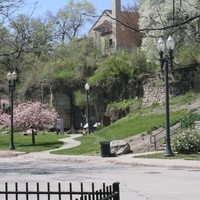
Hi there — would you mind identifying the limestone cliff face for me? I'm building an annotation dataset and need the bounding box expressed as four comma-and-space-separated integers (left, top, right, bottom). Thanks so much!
105, 64, 200, 123
48, 84, 71, 130
50, 85, 82, 130
44, 64, 200, 130
52, 91, 71, 129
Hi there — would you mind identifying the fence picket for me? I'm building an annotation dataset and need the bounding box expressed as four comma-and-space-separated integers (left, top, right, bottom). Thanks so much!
81, 182, 84, 199
92, 183, 95, 200
5, 182, 8, 200
47, 182, 50, 200
95, 190, 99, 200
58, 182, 61, 200
26, 182, 29, 200
103, 183, 106, 198
69, 182, 73, 200
37, 183, 40, 200
99, 189, 103, 199
15, 183, 18, 200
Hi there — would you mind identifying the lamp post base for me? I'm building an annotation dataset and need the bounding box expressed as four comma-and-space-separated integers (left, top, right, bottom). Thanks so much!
164, 149, 174, 157
9, 146, 15, 150
9, 139, 15, 150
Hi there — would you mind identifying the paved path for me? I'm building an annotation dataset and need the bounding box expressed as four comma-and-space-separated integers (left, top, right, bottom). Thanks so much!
1, 134, 200, 169
53, 133, 82, 150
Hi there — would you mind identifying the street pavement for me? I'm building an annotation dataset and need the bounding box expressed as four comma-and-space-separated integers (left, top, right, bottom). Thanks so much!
1, 134, 200, 169
1, 134, 200, 200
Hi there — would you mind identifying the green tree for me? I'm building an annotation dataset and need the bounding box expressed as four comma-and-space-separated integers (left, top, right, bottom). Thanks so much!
89, 50, 151, 87
0, 14, 54, 79
87, 50, 151, 115
40, 37, 100, 85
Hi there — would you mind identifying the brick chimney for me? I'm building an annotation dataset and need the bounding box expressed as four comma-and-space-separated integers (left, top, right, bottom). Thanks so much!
112, 0, 121, 20
112, 0, 121, 52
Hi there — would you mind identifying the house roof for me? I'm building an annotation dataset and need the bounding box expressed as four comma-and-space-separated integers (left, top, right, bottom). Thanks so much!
89, 9, 139, 34
93, 20, 112, 31
89, 10, 111, 33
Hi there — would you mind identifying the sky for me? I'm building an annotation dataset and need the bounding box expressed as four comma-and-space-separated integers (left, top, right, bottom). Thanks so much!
32, 0, 134, 16
21, 0, 135, 34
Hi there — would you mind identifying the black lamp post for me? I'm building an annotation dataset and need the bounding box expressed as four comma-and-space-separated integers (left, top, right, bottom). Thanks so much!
7, 71, 17, 150
157, 36, 174, 157
85, 83, 91, 134
40, 81, 44, 104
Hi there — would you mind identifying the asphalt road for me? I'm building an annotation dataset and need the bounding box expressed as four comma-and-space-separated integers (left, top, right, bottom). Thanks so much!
0, 158, 200, 200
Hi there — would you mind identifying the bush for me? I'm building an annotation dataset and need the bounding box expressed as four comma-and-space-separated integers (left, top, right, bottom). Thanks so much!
172, 129, 200, 154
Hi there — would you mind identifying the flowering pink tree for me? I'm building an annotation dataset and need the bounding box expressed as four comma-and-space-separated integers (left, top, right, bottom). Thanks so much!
0, 101, 59, 131
0, 112, 10, 130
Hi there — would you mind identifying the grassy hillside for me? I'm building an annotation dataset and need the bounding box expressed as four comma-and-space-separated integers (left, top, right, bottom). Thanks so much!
52, 89, 200, 155
52, 109, 187, 155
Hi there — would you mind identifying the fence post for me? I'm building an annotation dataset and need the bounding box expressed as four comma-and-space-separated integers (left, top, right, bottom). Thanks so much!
113, 182, 120, 200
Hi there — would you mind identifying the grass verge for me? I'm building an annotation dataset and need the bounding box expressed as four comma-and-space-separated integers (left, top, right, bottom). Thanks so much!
0, 132, 67, 152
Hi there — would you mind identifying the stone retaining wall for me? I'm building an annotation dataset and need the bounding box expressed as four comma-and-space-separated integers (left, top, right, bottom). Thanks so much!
142, 64, 200, 107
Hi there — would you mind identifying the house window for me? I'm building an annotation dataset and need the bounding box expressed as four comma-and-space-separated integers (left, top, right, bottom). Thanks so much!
109, 39, 113, 47
101, 27, 110, 34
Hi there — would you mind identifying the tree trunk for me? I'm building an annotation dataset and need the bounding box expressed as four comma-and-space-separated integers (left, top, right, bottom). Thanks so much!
31, 128, 35, 145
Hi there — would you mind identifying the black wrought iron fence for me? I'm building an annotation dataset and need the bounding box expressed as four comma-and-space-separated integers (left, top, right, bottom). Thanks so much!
0, 182, 120, 200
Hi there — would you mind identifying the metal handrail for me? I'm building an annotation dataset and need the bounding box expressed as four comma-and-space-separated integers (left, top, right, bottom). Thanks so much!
150, 107, 200, 150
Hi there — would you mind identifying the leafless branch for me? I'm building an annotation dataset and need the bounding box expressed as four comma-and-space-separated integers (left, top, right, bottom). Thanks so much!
105, 11, 200, 33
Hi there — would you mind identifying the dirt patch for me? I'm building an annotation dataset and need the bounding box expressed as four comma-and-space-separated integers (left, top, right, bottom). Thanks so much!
124, 133, 154, 153
0, 151, 27, 158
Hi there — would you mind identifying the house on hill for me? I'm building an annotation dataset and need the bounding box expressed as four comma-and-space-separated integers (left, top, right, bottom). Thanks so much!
89, 0, 141, 55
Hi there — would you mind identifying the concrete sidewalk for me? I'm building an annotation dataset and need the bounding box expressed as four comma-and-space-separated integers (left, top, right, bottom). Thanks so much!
1, 134, 200, 169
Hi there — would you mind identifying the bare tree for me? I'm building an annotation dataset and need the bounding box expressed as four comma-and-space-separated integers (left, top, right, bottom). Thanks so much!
0, 0, 27, 25
47, 0, 95, 43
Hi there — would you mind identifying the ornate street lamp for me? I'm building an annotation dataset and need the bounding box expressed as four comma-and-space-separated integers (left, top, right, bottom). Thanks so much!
157, 36, 174, 157
85, 83, 91, 134
7, 71, 17, 150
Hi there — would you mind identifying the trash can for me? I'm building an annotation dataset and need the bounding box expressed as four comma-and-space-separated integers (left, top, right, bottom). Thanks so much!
100, 141, 111, 157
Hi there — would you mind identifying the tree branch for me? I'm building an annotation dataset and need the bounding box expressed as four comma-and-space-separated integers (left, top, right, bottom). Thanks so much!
105, 11, 200, 33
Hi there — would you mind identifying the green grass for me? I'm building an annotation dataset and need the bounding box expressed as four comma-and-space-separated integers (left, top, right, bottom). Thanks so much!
134, 152, 200, 160
0, 89, 198, 156
107, 98, 142, 110
170, 88, 200, 106
52, 109, 187, 155
0, 132, 67, 152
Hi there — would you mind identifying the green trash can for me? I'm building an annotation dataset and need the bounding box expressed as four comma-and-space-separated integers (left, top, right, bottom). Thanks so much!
100, 141, 111, 157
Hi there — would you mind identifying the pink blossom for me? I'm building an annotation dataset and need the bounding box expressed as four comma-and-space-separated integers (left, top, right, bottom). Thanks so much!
0, 101, 59, 131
